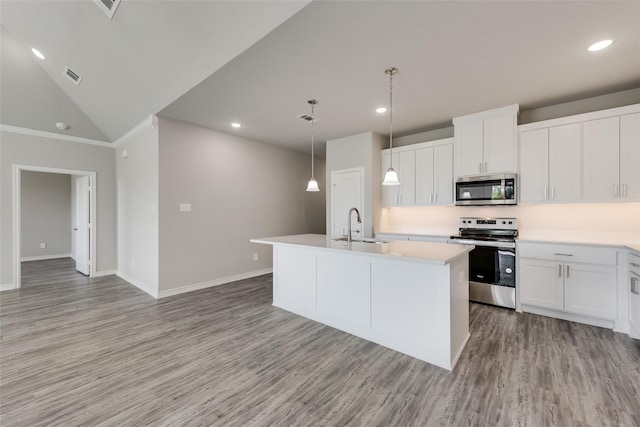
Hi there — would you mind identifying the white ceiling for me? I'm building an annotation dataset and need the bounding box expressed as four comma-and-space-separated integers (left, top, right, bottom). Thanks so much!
0, 0, 309, 141
1, 1, 639, 153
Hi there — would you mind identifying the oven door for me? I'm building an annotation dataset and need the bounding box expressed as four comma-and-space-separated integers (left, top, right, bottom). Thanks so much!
468, 245, 515, 287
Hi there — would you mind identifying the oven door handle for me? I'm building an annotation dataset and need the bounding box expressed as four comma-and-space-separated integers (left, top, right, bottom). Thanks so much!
449, 239, 516, 249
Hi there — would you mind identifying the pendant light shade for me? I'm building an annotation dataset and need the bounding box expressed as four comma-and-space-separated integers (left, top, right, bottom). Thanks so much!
382, 168, 400, 186
382, 67, 400, 186
306, 99, 320, 192
306, 177, 320, 192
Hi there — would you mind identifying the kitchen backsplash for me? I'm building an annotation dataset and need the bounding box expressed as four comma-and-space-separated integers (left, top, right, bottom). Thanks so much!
379, 202, 640, 245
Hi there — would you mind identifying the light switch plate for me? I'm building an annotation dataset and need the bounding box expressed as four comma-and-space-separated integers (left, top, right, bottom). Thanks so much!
179, 203, 192, 212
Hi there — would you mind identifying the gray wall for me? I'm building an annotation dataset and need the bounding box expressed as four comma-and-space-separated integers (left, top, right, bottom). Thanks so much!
20, 171, 71, 259
393, 87, 640, 147
116, 123, 159, 295
157, 117, 325, 292
325, 131, 384, 238
0, 130, 117, 286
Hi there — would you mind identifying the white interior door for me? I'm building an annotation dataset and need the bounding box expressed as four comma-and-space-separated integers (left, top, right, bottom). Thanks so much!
75, 176, 90, 275
331, 169, 363, 239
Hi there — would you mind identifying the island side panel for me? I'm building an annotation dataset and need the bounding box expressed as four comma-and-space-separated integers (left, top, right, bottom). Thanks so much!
273, 245, 317, 316
317, 252, 371, 333
449, 254, 471, 369
370, 260, 451, 370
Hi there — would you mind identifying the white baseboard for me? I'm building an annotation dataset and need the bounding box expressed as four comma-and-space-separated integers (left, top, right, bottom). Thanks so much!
157, 268, 273, 299
0, 284, 15, 292
116, 271, 158, 299
21, 253, 72, 262
94, 270, 117, 277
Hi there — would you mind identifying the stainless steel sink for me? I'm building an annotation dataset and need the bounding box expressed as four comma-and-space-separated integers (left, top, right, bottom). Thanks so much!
332, 237, 387, 244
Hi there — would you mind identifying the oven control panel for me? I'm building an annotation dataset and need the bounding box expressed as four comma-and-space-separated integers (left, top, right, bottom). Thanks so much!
459, 217, 518, 230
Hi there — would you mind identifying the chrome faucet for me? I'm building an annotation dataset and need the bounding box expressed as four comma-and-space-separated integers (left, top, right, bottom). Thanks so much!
347, 207, 362, 243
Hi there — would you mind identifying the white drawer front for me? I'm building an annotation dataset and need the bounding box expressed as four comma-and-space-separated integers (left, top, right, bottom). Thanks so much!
518, 242, 617, 266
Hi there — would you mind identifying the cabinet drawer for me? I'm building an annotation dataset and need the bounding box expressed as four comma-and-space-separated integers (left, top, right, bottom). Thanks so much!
518, 242, 617, 266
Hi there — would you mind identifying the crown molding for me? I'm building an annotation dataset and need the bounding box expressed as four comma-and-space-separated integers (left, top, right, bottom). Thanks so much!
113, 115, 158, 148
0, 124, 113, 148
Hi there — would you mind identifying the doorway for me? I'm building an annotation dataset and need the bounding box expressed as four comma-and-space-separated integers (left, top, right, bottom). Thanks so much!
330, 168, 364, 239
12, 165, 97, 289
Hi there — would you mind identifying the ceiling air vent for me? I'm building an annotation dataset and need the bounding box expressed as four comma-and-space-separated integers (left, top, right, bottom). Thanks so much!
64, 67, 82, 86
92, 0, 121, 19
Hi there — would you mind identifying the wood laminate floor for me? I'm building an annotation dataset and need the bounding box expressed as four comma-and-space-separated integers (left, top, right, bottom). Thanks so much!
1, 260, 639, 426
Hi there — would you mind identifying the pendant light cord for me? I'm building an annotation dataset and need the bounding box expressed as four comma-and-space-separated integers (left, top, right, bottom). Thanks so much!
311, 102, 315, 179
389, 70, 393, 164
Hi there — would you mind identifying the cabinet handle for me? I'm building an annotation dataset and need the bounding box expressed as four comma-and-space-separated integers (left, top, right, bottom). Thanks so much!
555, 253, 573, 257
479, 162, 483, 173
429, 193, 433, 203
544, 187, 548, 200
566, 265, 570, 278
485, 162, 488, 173
622, 183, 628, 197
434, 193, 438, 203
558, 264, 562, 277
613, 184, 619, 197
551, 187, 555, 199
631, 277, 639, 295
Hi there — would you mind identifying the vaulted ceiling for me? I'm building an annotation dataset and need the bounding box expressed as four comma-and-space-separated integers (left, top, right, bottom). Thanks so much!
1, 1, 639, 152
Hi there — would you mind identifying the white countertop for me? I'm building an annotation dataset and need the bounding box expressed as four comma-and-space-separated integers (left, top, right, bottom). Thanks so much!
250, 234, 473, 265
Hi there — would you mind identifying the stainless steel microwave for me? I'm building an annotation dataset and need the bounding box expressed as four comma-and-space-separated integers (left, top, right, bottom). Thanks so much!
455, 173, 517, 206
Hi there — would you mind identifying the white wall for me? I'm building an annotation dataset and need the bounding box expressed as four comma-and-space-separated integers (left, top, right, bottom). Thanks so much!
115, 121, 159, 296
157, 117, 325, 294
0, 130, 117, 286
325, 131, 384, 237
20, 171, 71, 259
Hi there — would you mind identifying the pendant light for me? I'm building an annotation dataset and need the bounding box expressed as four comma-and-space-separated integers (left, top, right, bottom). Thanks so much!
305, 99, 320, 192
382, 67, 400, 186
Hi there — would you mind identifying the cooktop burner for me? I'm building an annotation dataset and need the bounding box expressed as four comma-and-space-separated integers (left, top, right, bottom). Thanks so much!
451, 217, 519, 242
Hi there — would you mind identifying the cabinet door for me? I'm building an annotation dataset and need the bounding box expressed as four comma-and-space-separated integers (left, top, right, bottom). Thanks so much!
620, 113, 640, 200
397, 150, 416, 205
549, 123, 581, 201
434, 144, 454, 204
583, 116, 620, 200
484, 113, 516, 173
455, 119, 484, 176
381, 152, 399, 206
519, 128, 549, 202
519, 258, 564, 311
564, 263, 617, 320
415, 147, 435, 205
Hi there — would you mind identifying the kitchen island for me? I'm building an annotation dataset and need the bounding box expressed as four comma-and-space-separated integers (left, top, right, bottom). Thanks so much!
250, 234, 473, 370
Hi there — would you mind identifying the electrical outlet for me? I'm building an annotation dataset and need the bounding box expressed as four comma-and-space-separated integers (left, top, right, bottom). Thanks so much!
253, 253, 259, 261
40, 243, 46, 249
179, 203, 192, 212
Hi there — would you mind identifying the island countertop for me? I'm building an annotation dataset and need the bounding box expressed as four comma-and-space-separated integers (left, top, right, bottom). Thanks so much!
250, 233, 473, 265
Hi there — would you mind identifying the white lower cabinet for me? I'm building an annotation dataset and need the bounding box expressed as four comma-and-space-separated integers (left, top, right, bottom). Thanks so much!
519, 242, 618, 323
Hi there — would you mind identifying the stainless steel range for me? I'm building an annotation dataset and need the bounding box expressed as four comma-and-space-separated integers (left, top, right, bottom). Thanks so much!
449, 217, 518, 309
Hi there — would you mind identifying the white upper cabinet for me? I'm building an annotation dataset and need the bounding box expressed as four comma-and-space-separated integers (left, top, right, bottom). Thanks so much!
620, 112, 640, 200
518, 103, 640, 204
519, 124, 581, 203
453, 104, 519, 177
415, 140, 453, 205
381, 150, 415, 206
583, 116, 620, 200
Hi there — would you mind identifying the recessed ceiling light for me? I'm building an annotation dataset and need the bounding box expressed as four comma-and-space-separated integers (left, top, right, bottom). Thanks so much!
31, 48, 45, 60
376, 107, 387, 114
588, 39, 613, 52
231, 122, 242, 128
